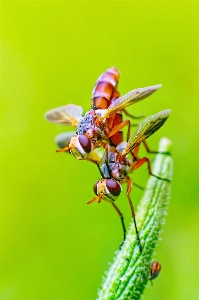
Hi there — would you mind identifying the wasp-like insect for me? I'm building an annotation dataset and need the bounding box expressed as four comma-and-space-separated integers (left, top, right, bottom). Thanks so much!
88, 110, 171, 251
91, 67, 120, 110
45, 67, 161, 163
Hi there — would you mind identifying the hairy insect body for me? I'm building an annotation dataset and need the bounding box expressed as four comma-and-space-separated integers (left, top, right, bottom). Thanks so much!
77, 110, 107, 145
101, 146, 131, 182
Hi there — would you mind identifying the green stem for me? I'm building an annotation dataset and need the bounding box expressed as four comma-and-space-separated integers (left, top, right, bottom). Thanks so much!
97, 137, 173, 300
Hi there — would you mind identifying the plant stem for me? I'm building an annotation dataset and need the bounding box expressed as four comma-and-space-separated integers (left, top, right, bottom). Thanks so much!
97, 137, 173, 300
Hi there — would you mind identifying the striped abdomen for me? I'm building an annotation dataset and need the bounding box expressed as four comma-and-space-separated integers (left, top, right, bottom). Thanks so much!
91, 67, 120, 109
108, 112, 123, 146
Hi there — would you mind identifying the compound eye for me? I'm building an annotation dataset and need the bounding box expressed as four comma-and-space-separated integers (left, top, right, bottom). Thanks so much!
93, 181, 99, 195
106, 179, 121, 196
78, 135, 91, 153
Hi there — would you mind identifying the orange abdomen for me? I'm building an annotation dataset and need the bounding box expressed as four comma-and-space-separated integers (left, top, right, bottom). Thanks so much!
108, 113, 123, 146
92, 67, 120, 109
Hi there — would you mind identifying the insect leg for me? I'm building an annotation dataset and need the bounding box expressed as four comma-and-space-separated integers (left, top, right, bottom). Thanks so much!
56, 146, 70, 152
132, 157, 171, 182
100, 142, 112, 178
108, 119, 131, 141
87, 194, 103, 204
86, 158, 107, 179
126, 177, 142, 252
96, 164, 105, 178
130, 123, 139, 127
111, 202, 126, 243
133, 182, 144, 191
130, 145, 140, 162
133, 145, 140, 160
142, 140, 170, 155
122, 108, 145, 119
87, 196, 99, 204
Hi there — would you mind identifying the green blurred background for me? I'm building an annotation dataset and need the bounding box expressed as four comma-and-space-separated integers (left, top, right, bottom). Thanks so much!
1, 1, 199, 299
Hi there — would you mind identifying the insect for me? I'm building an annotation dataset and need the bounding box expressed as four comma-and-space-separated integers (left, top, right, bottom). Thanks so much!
45, 76, 162, 163
150, 261, 161, 280
91, 67, 120, 110
88, 110, 171, 251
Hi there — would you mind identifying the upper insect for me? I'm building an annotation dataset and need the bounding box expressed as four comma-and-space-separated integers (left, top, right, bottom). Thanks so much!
45, 68, 162, 163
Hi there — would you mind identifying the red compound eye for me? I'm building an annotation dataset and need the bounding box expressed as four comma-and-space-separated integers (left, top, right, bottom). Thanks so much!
93, 181, 99, 195
106, 179, 121, 196
78, 135, 91, 153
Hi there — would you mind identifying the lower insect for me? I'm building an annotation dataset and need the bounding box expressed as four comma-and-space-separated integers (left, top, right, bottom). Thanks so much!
89, 110, 171, 252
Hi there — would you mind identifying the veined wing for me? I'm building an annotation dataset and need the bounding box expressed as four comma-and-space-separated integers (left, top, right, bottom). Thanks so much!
99, 84, 162, 119
55, 131, 76, 149
121, 109, 171, 156
45, 104, 83, 127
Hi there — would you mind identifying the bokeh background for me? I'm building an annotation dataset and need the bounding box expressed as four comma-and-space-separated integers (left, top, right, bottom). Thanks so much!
1, 1, 199, 299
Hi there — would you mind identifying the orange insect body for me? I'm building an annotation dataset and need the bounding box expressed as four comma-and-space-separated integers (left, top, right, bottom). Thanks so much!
91, 67, 122, 146
150, 261, 161, 280
92, 67, 120, 109
77, 67, 122, 147
107, 111, 123, 147
45, 67, 162, 162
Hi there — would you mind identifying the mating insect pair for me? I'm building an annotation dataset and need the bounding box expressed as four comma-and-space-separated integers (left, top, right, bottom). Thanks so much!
45, 67, 171, 252
45, 67, 162, 163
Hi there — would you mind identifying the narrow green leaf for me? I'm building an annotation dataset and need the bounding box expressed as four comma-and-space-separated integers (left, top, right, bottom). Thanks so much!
97, 137, 173, 300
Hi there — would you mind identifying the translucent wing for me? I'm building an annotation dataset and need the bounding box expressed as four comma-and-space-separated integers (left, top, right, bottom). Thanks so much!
99, 84, 162, 119
121, 109, 171, 156
45, 104, 83, 127
55, 131, 76, 148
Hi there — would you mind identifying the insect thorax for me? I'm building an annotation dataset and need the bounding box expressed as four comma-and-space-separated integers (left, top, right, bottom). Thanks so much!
77, 111, 106, 142
101, 162, 129, 181
101, 147, 129, 180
